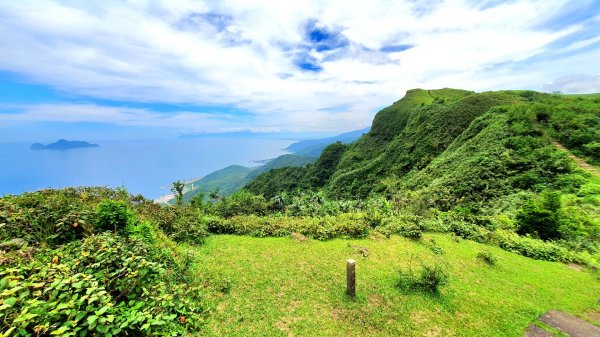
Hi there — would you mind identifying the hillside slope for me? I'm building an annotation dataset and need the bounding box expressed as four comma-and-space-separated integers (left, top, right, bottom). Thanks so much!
180, 128, 369, 203
182, 154, 315, 203
245, 89, 599, 249
247, 90, 599, 201
193, 234, 600, 337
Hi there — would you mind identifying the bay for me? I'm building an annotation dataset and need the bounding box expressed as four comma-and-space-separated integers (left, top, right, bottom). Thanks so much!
0, 138, 293, 199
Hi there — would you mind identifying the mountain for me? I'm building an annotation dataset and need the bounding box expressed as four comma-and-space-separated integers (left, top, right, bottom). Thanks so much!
246, 88, 600, 205
285, 127, 370, 157
178, 128, 369, 203
30, 139, 99, 150
181, 154, 315, 203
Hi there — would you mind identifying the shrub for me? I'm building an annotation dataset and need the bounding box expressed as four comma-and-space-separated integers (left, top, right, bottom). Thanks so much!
0, 233, 208, 336
477, 250, 497, 265
449, 221, 485, 242
398, 259, 449, 293
96, 199, 133, 233
380, 215, 423, 239
0, 192, 92, 246
516, 191, 562, 240
205, 214, 370, 240
137, 204, 208, 245
213, 190, 270, 218
490, 230, 569, 262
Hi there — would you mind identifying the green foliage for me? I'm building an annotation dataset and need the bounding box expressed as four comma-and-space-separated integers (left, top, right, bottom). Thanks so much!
182, 154, 316, 204
245, 166, 310, 199
245, 143, 348, 198
0, 187, 132, 246
205, 213, 370, 240
0, 187, 212, 335
189, 190, 207, 210
477, 250, 498, 265
308, 142, 349, 187
397, 258, 449, 293
96, 200, 133, 234
213, 190, 271, 218
516, 191, 562, 240
136, 203, 208, 245
171, 180, 185, 206
489, 230, 593, 264
379, 215, 423, 239
544, 97, 600, 165
0, 233, 208, 336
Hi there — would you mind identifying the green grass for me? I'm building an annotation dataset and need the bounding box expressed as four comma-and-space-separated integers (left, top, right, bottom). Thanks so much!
188, 233, 600, 336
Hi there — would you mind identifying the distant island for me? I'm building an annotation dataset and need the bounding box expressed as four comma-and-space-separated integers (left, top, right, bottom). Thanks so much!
30, 139, 99, 150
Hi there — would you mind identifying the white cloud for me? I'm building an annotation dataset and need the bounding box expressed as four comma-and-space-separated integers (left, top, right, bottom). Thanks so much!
0, 103, 232, 130
543, 74, 600, 93
0, 0, 597, 133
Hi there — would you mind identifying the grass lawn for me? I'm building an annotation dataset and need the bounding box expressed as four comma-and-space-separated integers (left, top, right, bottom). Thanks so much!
188, 233, 600, 336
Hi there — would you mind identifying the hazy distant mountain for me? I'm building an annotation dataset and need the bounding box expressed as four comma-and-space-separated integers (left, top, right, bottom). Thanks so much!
30, 139, 99, 150
177, 128, 368, 203
285, 127, 370, 157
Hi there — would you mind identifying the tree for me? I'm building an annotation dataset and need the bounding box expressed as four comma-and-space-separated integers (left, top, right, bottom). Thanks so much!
209, 188, 221, 202
171, 180, 185, 206
190, 191, 206, 210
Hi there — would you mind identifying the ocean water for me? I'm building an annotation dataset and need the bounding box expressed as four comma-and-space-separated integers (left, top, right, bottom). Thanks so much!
0, 138, 293, 199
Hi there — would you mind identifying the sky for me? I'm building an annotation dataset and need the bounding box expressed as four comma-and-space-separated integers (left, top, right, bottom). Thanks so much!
0, 0, 599, 142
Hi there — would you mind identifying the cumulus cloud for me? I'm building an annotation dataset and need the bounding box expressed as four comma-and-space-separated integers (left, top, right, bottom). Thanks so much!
0, 0, 598, 134
543, 74, 600, 93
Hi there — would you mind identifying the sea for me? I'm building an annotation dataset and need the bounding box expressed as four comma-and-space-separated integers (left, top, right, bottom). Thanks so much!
0, 138, 293, 200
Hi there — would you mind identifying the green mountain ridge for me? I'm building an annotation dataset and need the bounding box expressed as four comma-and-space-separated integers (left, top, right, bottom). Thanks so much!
248, 88, 599, 198
246, 88, 599, 247
180, 154, 316, 203
179, 129, 370, 203
3, 89, 600, 337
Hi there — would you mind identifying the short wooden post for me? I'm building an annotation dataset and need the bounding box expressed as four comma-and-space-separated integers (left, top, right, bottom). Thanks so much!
346, 259, 356, 298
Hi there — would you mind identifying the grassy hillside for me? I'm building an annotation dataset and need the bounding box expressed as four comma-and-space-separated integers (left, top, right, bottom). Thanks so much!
191, 234, 600, 337
180, 128, 370, 203
243, 89, 599, 267
246, 142, 349, 198
3, 89, 599, 336
182, 154, 315, 203
187, 165, 254, 198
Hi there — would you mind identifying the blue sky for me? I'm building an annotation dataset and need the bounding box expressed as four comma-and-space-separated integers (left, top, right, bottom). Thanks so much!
1, 0, 599, 141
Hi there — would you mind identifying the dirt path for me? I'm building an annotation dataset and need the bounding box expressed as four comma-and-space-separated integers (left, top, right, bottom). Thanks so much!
551, 140, 600, 177
526, 309, 600, 337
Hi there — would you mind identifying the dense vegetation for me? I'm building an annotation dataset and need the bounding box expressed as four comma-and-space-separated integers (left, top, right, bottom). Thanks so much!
246, 142, 349, 198
181, 154, 316, 203
180, 126, 369, 203
0, 188, 211, 336
244, 89, 600, 266
2, 88, 599, 335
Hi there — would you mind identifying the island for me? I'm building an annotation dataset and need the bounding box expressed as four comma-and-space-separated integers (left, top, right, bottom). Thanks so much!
30, 139, 99, 150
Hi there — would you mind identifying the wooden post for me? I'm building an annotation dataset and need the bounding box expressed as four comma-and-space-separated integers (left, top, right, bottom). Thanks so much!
346, 259, 356, 298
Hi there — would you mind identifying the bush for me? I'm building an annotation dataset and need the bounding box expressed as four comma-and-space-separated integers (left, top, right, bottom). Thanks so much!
137, 204, 208, 245
0, 233, 208, 336
379, 214, 423, 239
449, 221, 485, 242
96, 199, 133, 233
398, 259, 449, 293
205, 214, 371, 240
516, 191, 562, 240
490, 230, 576, 262
477, 250, 497, 265
213, 191, 270, 218
0, 187, 140, 246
